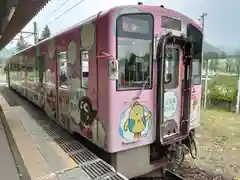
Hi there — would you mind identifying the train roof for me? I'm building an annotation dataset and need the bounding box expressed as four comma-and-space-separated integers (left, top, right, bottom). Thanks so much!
8, 4, 202, 61
12, 12, 99, 57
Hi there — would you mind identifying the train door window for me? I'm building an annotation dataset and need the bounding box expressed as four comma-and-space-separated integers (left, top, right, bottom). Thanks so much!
187, 24, 203, 85
164, 46, 180, 89
37, 55, 45, 83
35, 56, 39, 82
80, 50, 89, 88
58, 51, 68, 88
33, 56, 38, 83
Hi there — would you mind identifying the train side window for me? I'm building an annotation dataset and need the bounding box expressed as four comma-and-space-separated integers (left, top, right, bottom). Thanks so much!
187, 24, 203, 85
58, 51, 68, 88
80, 50, 89, 88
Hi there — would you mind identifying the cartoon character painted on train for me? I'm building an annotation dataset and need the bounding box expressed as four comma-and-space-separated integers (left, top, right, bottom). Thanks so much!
120, 102, 152, 141
78, 96, 97, 137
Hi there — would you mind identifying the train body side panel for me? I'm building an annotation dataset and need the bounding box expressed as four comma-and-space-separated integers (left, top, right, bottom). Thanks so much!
92, 12, 111, 151
7, 8, 202, 179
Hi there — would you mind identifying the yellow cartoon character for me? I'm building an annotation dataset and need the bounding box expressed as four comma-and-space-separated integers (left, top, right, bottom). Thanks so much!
124, 102, 152, 139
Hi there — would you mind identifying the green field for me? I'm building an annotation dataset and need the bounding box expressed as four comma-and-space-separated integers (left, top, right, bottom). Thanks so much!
187, 109, 240, 178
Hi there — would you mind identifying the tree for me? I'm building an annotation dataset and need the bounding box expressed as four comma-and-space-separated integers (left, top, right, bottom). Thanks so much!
225, 58, 235, 73
203, 52, 219, 72
209, 59, 219, 72
16, 35, 30, 51
41, 25, 51, 40
235, 50, 240, 76
219, 51, 227, 59
203, 52, 219, 60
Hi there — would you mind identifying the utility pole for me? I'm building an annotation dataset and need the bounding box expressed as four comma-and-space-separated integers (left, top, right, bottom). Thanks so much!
200, 13, 208, 109
236, 52, 240, 114
236, 74, 240, 114
13, 22, 38, 45
33, 22, 38, 44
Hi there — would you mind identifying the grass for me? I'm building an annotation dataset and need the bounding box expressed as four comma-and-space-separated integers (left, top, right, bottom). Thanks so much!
187, 109, 240, 178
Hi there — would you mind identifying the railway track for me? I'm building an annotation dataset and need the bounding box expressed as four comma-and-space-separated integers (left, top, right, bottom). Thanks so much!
129, 168, 186, 180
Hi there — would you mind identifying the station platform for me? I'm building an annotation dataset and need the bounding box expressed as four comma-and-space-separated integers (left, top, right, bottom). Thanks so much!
0, 88, 128, 180
0, 102, 20, 180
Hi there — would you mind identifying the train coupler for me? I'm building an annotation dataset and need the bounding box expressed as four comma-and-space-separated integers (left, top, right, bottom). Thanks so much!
184, 130, 198, 159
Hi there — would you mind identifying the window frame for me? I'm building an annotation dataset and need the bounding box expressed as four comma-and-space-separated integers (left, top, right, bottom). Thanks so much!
37, 55, 46, 83
187, 24, 203, 86
192, 58, 202, 85
116, 13, 154, 91
80, 49, 89, 89
58, 51, 68, 88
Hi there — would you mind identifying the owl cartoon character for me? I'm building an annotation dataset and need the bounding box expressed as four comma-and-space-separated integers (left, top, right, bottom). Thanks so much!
124, 102, 152, 139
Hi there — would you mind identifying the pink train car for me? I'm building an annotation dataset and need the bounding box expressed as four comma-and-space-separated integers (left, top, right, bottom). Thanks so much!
7, 4, 202, 178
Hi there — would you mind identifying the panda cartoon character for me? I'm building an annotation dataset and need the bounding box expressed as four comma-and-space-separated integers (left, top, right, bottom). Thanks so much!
78, 97, 97, 137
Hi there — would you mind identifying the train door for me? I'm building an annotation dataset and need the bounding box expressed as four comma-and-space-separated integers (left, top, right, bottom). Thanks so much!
156, 34, 192, 145
57, 51, 68, 128
37, 55, 45, 108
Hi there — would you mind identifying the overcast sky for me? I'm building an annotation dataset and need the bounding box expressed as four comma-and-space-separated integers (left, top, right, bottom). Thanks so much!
6, 0, 239, 53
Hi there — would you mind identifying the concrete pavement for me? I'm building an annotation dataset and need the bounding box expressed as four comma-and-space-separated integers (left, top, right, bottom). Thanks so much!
0, 74, 128, 180
0, 94, 20, 180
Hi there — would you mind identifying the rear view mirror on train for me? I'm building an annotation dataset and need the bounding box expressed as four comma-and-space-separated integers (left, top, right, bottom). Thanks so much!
97, 51, 119, 80
108, 58, 119, 80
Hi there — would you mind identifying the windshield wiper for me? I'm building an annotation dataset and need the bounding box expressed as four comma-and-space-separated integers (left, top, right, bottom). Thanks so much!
132, 76, 150, 101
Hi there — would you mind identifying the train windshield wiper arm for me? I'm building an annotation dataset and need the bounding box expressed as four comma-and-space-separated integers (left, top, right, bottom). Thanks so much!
133, 76, 150, 101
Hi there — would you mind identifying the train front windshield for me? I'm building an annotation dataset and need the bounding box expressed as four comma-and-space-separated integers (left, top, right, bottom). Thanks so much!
116, 14, 154, 90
